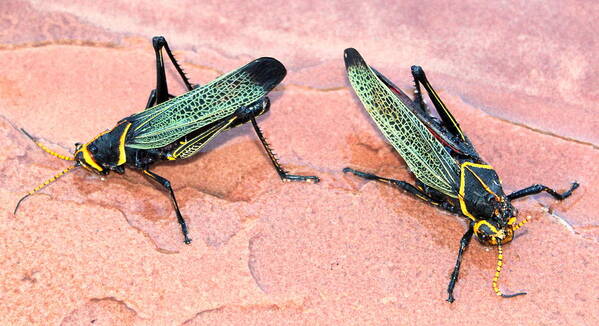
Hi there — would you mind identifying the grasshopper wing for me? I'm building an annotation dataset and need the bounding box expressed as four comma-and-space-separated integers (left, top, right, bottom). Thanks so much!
344, 48, 459, 197
125, 57, 286, 150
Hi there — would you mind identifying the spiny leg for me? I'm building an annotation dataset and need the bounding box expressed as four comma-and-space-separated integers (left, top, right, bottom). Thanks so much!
411, 66, 446, 117
250, 118, 320, 183
152, 36, 170, 105
507, 182, 579, 201
410, 67, 427, 113
143, 169, 191, 244
146, 36, 196, 108
411, 66, 464, 140
447, 226, 474, 303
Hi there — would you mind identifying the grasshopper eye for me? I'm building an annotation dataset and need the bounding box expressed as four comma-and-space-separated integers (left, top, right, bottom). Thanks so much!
89, 144, 98, 154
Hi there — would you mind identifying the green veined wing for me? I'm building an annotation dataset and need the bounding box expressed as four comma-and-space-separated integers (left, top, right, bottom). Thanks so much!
169, 115, 238, 160
125, 57, 286, 150
371, 66, 479, 159
344, 48, 459, 197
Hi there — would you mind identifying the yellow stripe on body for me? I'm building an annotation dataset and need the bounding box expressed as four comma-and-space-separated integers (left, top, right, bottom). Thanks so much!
458, 162, 497, 221
77, 130, 109, 172
81, 147, 103, 171
117, 122, 132, 165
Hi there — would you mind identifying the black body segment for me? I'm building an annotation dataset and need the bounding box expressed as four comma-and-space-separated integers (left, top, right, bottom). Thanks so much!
15, 36, 319, 244
342, 48, 579, 302
458, 162, 510, 222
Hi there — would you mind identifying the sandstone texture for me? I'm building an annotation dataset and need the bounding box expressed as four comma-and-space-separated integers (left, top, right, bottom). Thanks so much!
1, 1, 597, 325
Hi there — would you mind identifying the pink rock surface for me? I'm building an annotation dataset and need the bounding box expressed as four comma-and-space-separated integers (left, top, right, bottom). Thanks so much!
1, 1, 597, 325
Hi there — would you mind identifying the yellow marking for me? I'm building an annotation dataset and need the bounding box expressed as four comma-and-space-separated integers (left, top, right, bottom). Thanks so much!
492, 244, 506, 296
171, 116, 237, 160
458, 164, 477, 221
117, 122, 132, 165
512, 216, 531, 231
458, 162, 498, 221
81, 146, 103, 171
464, 165, 499, 200
415, 194, 432, 202
474, 220, 498, 235
15, 165, 79, 213
74, 130, 110, 172
474, 220, 501, 243
29, 165, 77, 194
33, 141, 74, 161
21, 129, 75, 161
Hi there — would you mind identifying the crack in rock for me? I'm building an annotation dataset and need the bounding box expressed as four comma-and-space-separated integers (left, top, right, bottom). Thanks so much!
181, 302, 305, 325
247, 234, 268, 293
60, 296, 141, 326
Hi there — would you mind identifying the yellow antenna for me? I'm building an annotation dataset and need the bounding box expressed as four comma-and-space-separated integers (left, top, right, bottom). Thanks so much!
513, 215, 532, 231
21, 129, 74, 161
492, 243, 527, 298
14, 165, 78, 214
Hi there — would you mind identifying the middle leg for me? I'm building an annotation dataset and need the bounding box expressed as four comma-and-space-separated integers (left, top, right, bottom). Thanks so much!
143, 169, 192, 244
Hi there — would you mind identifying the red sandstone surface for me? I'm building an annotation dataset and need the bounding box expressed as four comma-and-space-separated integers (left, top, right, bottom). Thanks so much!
1, 1, 597, 325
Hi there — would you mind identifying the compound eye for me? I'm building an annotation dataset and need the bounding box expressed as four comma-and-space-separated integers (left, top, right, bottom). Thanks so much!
88, 144, 98, 154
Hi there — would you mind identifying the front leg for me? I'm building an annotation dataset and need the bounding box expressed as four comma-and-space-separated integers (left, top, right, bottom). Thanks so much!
251, 118, 320, 183
507, 182, 579, 201
447, 226, 474, 303
143, 169, 192, 244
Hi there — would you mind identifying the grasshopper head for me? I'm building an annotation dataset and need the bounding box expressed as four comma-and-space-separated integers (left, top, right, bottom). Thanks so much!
473, 218, 516, 246
74, 141, 107, 175
473, 194, 519, 245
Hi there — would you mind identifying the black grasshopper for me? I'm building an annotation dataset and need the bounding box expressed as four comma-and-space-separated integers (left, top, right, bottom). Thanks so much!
15, 36, 319, 244
342, 48, 578, 302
